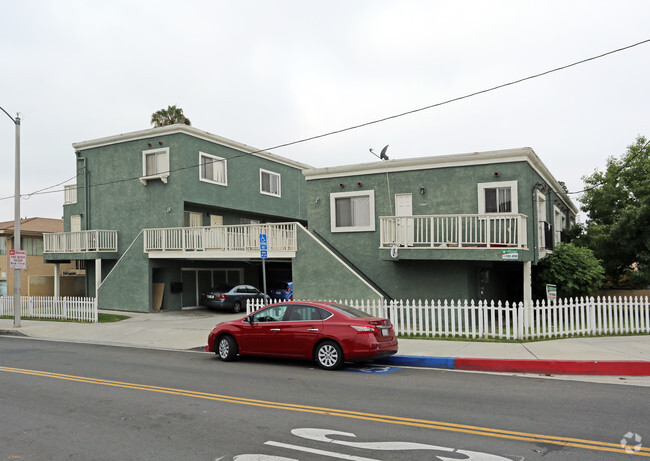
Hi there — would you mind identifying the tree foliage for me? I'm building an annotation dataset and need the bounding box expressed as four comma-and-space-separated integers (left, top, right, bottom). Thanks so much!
534, 243, 604, 299
150, 105, 191, 127
578, 136, 650, 288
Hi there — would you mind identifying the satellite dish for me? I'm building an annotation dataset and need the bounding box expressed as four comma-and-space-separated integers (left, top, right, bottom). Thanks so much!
380, 145, 389, 160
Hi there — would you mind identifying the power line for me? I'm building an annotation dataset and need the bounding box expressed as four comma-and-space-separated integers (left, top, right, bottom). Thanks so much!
3, 37, 650, 202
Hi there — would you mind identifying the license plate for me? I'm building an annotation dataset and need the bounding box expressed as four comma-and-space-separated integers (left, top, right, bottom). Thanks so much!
381, 328, 389, 337
207, 295, 214, 299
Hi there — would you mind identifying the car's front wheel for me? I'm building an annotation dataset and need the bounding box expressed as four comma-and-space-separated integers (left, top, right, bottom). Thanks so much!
217, 335, 238, 361
314, 340, 343, 370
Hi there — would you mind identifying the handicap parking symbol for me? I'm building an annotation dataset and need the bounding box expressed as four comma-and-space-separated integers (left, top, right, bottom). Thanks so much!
343, 365, 400, 374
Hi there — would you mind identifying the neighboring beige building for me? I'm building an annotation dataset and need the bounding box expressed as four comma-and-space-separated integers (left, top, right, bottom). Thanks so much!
0, 218, 84, 297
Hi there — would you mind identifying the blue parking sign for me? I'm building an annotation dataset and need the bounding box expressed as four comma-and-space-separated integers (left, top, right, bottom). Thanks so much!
261, 250, 268, 258
260, 234, 267, 244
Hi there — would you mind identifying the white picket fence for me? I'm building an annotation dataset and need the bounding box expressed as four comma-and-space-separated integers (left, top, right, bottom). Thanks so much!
247, 296, 650, 341
0, 296, 98, 323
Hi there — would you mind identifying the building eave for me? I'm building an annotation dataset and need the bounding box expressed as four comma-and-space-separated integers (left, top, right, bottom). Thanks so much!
303, 147, 579, 215
72, 124, 313, 171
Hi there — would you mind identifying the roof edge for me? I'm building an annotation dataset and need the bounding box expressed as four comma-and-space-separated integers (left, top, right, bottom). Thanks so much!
304, 147, 578, 214
72, 124, 312, 171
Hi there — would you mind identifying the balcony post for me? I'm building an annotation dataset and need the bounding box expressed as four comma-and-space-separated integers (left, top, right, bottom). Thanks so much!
54, 263, 61, 299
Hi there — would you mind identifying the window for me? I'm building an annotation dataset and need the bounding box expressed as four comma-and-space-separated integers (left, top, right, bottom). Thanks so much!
260, 169, 281, 197
478, 181, 518, 214
0, 236, 6, 255
240, 218, 261, 225
22, 237, 43, 256
184, 211, 202, 227
330, 190, 375, 232
250, 304, 288, 323
140, 147, 170, 184
554, 206, 567, 245
64, 185, 77, 204
288, 305, 329, 321
199, 152, 227, 186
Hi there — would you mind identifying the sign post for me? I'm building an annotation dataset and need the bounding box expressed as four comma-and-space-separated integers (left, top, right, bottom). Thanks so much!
260, 234, 268, 298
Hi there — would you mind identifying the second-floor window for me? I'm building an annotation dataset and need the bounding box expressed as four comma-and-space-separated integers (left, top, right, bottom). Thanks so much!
260, 169, 281, 197
22, 237, 43, 256
199, 152, 227, 186
184, 212, 202, 227
64, 185, 77, 204
141, 147, 170, 184
478, 181, 518, 214
330, 190, 376, 233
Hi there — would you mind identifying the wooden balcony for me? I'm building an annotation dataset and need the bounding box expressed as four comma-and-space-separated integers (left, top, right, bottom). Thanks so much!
44, 230, 118, 253
380, 214, 528, 250
143, 222, 297, 259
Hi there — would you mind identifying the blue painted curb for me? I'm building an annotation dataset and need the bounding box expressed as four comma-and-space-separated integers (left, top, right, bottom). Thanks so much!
376, 355, 455, 369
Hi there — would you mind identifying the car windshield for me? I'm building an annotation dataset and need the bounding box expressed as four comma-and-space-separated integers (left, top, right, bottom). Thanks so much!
326, 303, 374, 318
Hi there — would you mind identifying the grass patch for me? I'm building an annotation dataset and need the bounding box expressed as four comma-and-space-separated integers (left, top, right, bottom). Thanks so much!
98, 313, 130, 323
1, 313, 130, 323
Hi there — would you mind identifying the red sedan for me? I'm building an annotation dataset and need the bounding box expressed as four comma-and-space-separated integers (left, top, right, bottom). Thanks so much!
206, 301, 398, 370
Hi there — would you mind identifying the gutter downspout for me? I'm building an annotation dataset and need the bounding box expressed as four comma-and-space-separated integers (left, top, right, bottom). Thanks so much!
76, 153, 89, 296
76, 154, 89, 230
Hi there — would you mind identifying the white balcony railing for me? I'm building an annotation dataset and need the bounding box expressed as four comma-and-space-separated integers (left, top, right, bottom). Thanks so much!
144, 222, 297, 254
44, 230, 118, 253
380, 214, 527, 249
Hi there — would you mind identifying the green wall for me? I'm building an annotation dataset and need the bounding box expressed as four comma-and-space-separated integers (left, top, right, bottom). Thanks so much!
298, 159, 566, 303
64, 128, 308, 312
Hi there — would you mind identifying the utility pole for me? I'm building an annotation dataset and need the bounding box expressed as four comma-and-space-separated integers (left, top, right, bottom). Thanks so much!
1, 106, 21, 327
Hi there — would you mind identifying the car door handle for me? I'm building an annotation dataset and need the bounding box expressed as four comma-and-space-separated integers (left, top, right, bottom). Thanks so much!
308, 328, 319, 332
270, 328, 281, 332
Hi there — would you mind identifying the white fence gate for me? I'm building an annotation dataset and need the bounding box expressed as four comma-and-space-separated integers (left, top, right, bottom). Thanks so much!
248, 296, 650, 341
0, 296, 98, 323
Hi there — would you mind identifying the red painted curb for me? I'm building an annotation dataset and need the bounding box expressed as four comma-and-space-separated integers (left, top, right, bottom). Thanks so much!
454, 358, 650, 376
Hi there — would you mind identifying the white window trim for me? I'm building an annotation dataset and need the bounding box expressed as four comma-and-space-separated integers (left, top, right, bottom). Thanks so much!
477, 180, 518, 214
330, 189, 376, 233
64, 185, 77, 205
140, 147, 170, 185
260, 168, 281, 197
553, 205, 566, 245
199, 151, 227, 186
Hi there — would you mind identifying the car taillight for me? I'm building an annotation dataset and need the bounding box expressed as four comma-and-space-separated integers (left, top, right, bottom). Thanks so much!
350, 324, 378, 333
217, 294, 226, 299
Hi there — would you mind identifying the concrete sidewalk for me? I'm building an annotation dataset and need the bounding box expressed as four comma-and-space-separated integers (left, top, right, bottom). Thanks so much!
1, 308, 649, 378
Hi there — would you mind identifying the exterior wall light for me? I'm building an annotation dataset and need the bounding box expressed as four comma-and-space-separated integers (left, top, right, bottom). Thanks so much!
419, 186, 426, 194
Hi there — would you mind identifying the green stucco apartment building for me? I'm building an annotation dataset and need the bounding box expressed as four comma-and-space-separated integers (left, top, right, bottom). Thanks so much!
44, 125, 577, 312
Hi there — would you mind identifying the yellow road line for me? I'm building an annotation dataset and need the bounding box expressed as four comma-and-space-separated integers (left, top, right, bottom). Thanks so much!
1, 365, 648, 457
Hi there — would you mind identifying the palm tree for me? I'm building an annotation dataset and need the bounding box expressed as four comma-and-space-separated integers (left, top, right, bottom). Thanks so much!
150, 105, 191, 127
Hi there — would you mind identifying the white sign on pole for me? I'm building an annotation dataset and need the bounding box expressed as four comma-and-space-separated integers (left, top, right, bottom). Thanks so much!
546, 284, 557, 301
9, 249, 27, 270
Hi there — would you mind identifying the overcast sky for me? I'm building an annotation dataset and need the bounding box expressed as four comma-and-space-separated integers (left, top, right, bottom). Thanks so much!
1, 1, 648, 222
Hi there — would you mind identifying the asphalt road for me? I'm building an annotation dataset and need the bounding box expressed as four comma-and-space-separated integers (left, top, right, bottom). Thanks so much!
0, 336, 648, 460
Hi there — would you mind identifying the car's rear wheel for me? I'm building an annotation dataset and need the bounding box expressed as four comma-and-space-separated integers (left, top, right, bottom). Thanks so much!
314, 340, 343, 370
232, 301, 242, 313
217, 335, 238, 361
